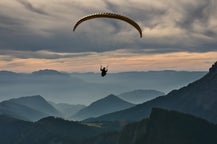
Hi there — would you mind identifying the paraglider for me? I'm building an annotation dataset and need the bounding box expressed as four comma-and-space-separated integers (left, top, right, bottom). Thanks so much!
73, 12, 142, 76
73, 12, 142, 38
100, 66, 108, 77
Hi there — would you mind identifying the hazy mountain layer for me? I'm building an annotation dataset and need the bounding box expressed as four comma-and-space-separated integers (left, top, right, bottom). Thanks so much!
50, 102, 86, 119
0, 95, 61, 121
85, 62, 217, 123
0, 69, 206, 104
0, 101, 47, 121
9, 95, 61, 117
118, 89, 165, 104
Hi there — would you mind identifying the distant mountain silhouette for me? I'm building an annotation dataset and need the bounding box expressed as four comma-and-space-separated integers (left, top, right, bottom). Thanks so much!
118, 89, 164, 104
85, 62, 217, 124
0, 70, 19, 76
73, 94, 135, 120
0, 71, 24, 82
50, 102, 86, 119
32, 69, 69, 77
118, 108, 217, 144
0, 95, 61, 121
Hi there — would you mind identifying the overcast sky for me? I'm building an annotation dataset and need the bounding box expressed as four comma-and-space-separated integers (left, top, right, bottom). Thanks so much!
0, 0, 217, 72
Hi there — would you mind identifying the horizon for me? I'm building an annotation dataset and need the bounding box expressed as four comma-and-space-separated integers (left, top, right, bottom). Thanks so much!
0, 68, 208, 74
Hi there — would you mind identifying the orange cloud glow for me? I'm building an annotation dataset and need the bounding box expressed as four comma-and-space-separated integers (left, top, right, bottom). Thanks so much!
0, 51, 216, 72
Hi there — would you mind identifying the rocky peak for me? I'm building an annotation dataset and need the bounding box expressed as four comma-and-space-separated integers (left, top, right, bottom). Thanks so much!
209, 61, 217, 74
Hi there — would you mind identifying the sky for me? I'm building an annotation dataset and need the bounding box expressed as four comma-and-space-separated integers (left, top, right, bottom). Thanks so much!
0, 0, 217, 72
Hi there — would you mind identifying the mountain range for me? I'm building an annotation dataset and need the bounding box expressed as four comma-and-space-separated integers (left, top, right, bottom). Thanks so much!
0, 93, 137, 122
73, 94, 135, 120
0, 62, 215, 123
0, 69, 206, 104
0, 62, 217, 143
85, 62, 217, 124
0, 94, 135, 122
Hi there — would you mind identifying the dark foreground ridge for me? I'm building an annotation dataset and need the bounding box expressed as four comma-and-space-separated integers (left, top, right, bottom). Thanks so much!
117, 108, 217, 144
1, 108, 217, 144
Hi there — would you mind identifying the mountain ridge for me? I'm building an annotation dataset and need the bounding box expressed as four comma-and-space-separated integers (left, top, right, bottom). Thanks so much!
118, 89, 165, 104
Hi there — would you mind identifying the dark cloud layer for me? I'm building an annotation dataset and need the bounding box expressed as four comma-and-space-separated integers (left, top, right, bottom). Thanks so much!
0, 49, 93, 60
176, 0, 211, 31
16, 0, 49, 15
0, 0, 217, 59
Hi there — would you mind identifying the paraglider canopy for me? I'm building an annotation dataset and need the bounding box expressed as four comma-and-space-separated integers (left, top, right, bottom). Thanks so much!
73, 12, 142, 38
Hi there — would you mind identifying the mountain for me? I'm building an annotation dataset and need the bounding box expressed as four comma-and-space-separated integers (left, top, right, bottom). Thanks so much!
0, 95, 61, 121
32, 69, 69, 77
118, 108, 217, 144
0, 71, 25, 83
20, 117, 104, 144
85, 62, 217, 123
0, 115, 32, 144
9, 95, 61, 117
73, 94, 135, 120
118, 89, 165, 104
0, 101, 48, 121
50, 102, 86, 119
83, 108, 217, 144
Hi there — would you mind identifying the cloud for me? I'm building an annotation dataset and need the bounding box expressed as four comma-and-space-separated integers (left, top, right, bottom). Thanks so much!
16, 0, 49, 15
173, 0, 210, 29
0, 0, 217, 56
0, 50, 94, 60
